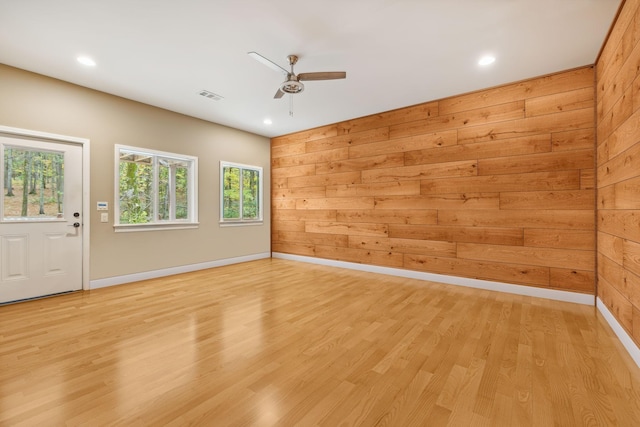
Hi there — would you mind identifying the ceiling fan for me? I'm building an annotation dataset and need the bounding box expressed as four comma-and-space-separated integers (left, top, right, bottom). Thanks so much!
248, 51, 346, 99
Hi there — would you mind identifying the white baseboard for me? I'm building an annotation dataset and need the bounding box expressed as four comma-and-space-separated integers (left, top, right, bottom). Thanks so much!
272, 252, 595, 306
89, 252, 271, 289
597, 298, 640, 368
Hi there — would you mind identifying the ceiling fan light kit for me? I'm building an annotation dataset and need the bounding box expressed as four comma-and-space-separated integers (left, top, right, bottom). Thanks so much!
280, 80, 304, 95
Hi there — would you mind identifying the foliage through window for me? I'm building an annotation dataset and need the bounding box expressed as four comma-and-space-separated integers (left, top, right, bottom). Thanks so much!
221, 162, 262, 223
116, 145, 197, 229
3, 146, 64, 219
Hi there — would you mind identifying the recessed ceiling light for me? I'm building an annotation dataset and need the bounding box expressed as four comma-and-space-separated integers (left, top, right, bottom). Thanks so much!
478, 55, 496, 66
263, 118, 272, 125
77, 56, 96, 67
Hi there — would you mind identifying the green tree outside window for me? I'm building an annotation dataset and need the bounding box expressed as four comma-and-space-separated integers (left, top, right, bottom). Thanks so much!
117, 146, 196, 226
221, 162, 262, 223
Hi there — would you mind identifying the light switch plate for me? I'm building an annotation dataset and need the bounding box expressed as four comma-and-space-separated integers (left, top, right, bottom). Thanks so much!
100, 212, 109, 223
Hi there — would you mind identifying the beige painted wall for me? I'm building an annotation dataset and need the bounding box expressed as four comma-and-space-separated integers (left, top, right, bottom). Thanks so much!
0, 64, 271, 280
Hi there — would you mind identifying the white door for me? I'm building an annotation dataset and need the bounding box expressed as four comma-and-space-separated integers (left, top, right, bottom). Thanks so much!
0, 136, 83, 303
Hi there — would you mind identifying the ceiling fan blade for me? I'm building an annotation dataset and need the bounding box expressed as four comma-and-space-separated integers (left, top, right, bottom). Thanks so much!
248, 51, 288, 76
298, 71, 346, 81
274, 88, 285, 99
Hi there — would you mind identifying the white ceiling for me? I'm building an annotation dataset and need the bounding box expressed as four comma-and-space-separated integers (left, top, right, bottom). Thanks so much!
0, 0, 621, 138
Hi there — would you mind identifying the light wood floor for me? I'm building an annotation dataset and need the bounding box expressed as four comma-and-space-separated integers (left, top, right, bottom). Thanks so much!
1, 259, 640, 426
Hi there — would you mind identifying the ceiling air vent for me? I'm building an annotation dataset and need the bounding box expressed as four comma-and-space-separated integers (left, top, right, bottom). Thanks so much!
198, 90, 224, 101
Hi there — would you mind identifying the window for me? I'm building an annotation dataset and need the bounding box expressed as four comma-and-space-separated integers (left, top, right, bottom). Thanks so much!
115, 145, 198, 231
220, 161, 262, 224
2, 146, 65, 220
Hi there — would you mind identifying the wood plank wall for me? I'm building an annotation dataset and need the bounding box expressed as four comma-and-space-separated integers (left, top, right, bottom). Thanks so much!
271, 66, 596, 293
596, 0, 640, 347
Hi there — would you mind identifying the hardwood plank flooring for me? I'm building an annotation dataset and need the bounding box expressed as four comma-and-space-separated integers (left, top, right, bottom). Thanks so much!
1, 258, 639, 426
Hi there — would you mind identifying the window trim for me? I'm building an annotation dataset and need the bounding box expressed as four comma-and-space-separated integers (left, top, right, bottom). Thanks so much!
114, 145, 198, 232
219, 161, 263, 226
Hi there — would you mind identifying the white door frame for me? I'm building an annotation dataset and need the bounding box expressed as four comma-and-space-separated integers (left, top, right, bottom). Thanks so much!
0, 125, 90, 291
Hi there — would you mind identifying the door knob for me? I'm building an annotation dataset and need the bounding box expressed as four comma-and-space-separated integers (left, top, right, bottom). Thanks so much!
66, 222, 81, 236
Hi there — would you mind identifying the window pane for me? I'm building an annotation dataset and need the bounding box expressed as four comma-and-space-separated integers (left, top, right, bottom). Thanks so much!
118, 152, 153, 224
223, 166, 240, 219
175, 165, 189, 220
3, 147, 65, 219
157, 159, 190, 221
242, 168, 259, 220
158, 161, 170, 221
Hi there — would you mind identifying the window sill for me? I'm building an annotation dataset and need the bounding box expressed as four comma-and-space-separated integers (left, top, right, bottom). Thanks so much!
114, 222, 200, 232
219, 220, 264, 227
